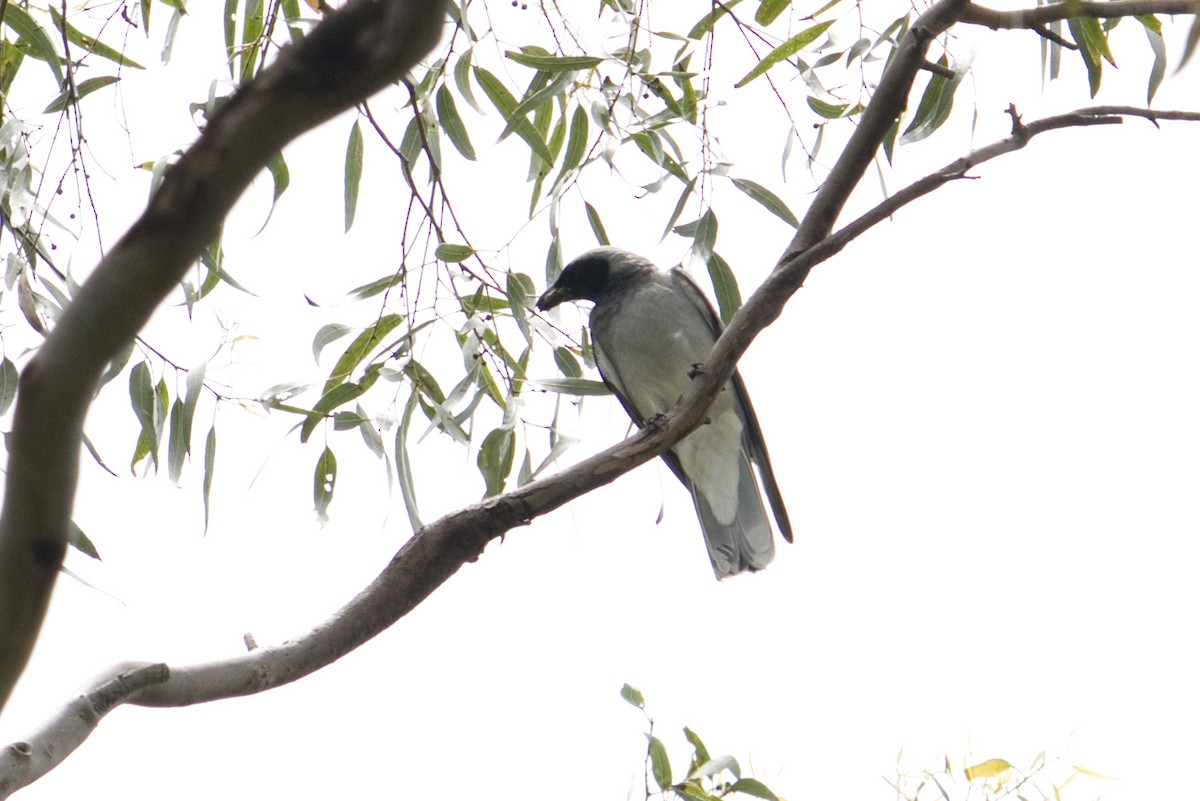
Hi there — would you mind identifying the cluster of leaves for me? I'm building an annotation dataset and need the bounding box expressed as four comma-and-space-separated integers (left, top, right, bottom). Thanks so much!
889, 748, 1114, 801
620, 683, 782, 801
0, 0, 1187, 544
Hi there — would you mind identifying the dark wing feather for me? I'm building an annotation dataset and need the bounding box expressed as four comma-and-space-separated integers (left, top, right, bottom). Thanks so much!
668, 269, 793, 543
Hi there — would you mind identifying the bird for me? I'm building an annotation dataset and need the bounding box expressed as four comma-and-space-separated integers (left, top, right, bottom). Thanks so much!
536, 246, 792, 578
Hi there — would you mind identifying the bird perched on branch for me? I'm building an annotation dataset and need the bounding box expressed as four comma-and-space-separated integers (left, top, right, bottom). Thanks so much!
536, 246, 792, 578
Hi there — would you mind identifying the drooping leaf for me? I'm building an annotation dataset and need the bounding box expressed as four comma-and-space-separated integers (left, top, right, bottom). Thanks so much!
734, 20, 833, 87
239, 0, 265, 83
706, 252, 741, 325
729, 177, 798, 227
647, 735, 672, 791
473, 67, 554, 165
1138, 15, 1166, 103
0, 357, 17, 415
454, 49, 485, 113
584, 202, 610, 245
129, 361, 157, 468
555, 104, 589, 188
167, 398, 187, 483
900, 54, 965, 144
437, 84, 477, 160
477, 427, 515, 496
1068, 17, 1111, 97
1, 5, 64, 86
313, 446, 337, 522
690, 208, 718, 265
395, 392, 424, 532
202, 424, 216, 531
344, 120, 364, 231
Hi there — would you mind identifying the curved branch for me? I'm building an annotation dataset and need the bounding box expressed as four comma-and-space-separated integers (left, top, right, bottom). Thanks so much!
961, 0, 1194, 29
0, 0, 448, 714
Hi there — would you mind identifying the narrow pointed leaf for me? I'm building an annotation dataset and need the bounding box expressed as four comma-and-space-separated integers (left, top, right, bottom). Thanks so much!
706, 252, 741, 325
396, 392, 425, 532
202, 425, 216, 531
504, 51, 602, 71
167, 398, 187, 483
734, 20, 833, 87
437, 85, 477, 160
729, 778, 780, 800
49, 7, 145, 69
0, 357, 17, 415
344, 120, 364, 231
1, 5, 64, 86
584, 202, 610, 245
314, 446, 337, 522
477, 427, 515, 496
648, 736, 672, 791
755, 0, 791, 26
730, 178, 798, 227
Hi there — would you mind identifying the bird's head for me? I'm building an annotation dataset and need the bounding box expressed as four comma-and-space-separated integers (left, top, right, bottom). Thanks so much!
536, 247, 655, 311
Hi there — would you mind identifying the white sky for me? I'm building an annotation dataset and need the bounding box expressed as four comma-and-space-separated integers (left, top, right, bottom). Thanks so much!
2, 4, 1200, 801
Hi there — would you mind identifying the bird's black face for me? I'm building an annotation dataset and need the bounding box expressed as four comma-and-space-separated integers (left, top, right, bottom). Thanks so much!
536, 254, 611, 310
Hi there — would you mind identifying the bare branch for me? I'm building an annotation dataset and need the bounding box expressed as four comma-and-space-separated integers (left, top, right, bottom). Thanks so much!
962, 0, 1195, 30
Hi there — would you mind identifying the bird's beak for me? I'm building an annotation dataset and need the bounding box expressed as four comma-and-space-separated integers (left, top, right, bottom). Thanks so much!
536, 286, 566, 311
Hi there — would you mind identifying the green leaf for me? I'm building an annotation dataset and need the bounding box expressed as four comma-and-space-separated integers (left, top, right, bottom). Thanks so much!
690, 208, 718, 265
692, 755, 741, 780
300, 382, 360, 442
619, 683, 645, 708
454, 49, 485, 113
584, 202, 610, 245
684, 727, 711, 776
0, 357, 17, 415
2, 5, 64, 87
507, 270, 535, 344
706, 252, 741, 325
531, 377, 611, 396
734, 20, 833, 87
899, 55, 964, 144
395, 392, 425, 532
264, 152, 290, 225
473, 67, 554, 166
314, 446, 337, 522
43, 75, 120, 114
553, 347, 582, 378
729, 178, 798, 227
48, 6, 145, 69
504, 51, 603, 71
202, 425, 216, 531
313, 323, 354, 363
755, 0, 791, 26
1138, 15, 1166, 104
324, 314, 405, 395
437, 85, 477, 160
223, 0, 237, 74
344, 120, 364, 232
167, 398, 187, 484
436, 243, 475, 263
68, 520, 100, 560
729, 778, 780, 800
555, 104, 589, 187
688, 0, 742, 39
477, 427, 515, 496
806, 95, 862, 119
1068, 17, 1111, 97
648, 735, 672, 791
502, 70, 575, 144
129, 361, 157, 468
240, 0, 265, 83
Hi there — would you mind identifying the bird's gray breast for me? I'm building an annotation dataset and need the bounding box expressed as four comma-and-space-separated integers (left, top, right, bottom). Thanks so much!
591, 277, 746, 524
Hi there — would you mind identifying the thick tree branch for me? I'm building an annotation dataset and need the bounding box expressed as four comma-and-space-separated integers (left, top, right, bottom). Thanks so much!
961, 0, 1195, 29
0, 0, 447, 715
